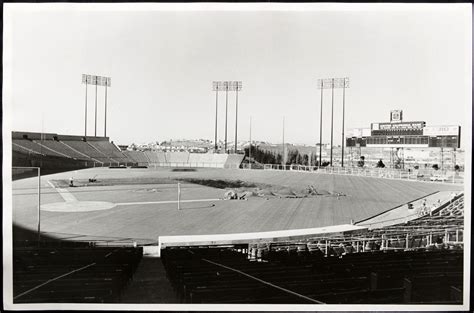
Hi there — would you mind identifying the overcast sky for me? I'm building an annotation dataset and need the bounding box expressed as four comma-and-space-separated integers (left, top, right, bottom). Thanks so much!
4, 4, 471, 147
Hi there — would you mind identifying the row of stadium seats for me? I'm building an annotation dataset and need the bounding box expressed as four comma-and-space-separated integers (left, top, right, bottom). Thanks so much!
161, 247, 462, 304
12, 136, 136, 166
13, 246, 142, 303
129, 150, 244, 168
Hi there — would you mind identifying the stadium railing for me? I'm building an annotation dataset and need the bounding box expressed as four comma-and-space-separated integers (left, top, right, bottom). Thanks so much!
148, 162, 241, 169
261, 164, 463, 184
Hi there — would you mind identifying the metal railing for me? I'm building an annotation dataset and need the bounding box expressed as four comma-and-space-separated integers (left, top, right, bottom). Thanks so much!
147, 162, 241, 169
261, 164, 464, 184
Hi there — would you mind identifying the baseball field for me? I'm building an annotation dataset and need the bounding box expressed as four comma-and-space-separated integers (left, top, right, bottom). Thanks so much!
11, 167, 462, 245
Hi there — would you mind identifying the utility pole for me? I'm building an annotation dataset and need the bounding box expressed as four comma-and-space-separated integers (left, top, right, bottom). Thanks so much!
249, 117, 252, 169
330, 78, 334, 166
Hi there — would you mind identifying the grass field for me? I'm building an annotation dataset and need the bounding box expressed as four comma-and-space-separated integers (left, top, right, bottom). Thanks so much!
11, 167, 462, 244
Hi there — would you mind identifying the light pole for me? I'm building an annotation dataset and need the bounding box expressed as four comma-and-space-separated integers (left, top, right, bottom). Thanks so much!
104, 77, 111, 137
94, 76, 98, 137
249, 116, 252, 169
224, 81, 229, 152
212, 81, 220, 151
82, 74, 89, 137
340, 78, 349, 167
82, 74, 111, 138
330, 78, 334, 166
317, 77, 350, 167
234, 81, 242, 153
212, 81, 242, 154
318, 79, 324, 167
282, 117, 285, 167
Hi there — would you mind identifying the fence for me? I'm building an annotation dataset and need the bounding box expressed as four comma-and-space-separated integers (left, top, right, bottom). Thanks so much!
148, 162, 241, 169
262, 164, 464, 185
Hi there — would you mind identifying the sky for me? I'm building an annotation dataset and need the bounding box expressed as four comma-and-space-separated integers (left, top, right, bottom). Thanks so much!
4, 4, 472, 147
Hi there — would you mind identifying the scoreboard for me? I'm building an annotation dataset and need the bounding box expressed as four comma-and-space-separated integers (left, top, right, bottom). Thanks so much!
346, 110, 460, 148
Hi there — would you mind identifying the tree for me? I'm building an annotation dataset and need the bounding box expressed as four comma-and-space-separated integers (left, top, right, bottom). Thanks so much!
303, 154, 309, 166
296, 153, 303, 165
310, 153, 318, 166
376, 159, 385, 168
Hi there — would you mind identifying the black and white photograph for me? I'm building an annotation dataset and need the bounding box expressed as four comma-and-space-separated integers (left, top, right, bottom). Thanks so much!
2, 3, 472, 311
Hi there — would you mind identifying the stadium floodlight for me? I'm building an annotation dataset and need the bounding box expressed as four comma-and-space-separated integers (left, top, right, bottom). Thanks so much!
82, 74, 111, 137
249, 116, 252, 169
316, 77, 349, 167
212, 82, 220, 151
233, 81, 242, 153
212, 81, 242, 153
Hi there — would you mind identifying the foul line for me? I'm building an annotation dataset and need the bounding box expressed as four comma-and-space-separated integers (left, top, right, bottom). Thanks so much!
116, 198, 224, 206
201, 257, 325, 304
47, 180, 78, 203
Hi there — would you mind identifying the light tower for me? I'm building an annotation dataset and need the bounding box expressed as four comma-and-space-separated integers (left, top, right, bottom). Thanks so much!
82, 74, 111, 138
317, 77, 349, 166
212, 81, 242, 153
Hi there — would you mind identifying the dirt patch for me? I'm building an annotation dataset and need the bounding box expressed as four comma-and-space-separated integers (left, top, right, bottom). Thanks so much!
180, 178, 347, 199
50, 177, 176, 188
180, 178, 257, 189
171, 168, 197, 172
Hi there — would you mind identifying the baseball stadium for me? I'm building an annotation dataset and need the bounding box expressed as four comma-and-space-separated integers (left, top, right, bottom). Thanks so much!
10, 113, 466, 305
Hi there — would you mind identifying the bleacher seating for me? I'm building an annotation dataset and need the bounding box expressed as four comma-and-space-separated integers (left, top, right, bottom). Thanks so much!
36, 140, 91, 160
165, 152, 190, 164
61, 141, 114, 164
161, 247, 462, 304
224, 154, 245, 168
139, 151, 243, 168
13, 142, 42, 155
143, 151, 159, 163
87, 141, 132, 164
123, 151, 149, 165
156, 151, 166, 163
188, 153, 214, 165
13, 245, 143, 303
211, 154, 228, 167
